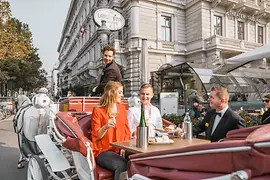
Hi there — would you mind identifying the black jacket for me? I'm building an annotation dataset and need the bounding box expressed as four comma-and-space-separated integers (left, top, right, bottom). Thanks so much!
262, 109, 270, 124
93, 61, 122, 95
193, 108, 246, 142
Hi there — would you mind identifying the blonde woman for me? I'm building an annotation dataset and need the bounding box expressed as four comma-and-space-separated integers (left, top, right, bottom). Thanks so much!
91, 81, 130, 180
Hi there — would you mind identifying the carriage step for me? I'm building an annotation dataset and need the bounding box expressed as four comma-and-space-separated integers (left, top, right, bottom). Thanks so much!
35, 134, 71, 172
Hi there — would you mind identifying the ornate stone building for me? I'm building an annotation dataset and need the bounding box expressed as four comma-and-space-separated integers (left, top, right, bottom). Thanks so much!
57, 0, 270, 96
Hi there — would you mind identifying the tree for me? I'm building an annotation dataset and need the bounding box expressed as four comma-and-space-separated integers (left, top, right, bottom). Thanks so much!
0, 1, 47, 94
0, 1, 33, 60
0, 48, 47, 90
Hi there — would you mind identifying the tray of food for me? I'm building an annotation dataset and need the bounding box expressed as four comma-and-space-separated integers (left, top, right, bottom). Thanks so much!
148, 135, 174, 145
155, 125, 176, 133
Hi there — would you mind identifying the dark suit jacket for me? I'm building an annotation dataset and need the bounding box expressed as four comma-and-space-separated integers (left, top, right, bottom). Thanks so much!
193, 107, 246, 142
261, 109, 270, 124
94, 61, 122, 95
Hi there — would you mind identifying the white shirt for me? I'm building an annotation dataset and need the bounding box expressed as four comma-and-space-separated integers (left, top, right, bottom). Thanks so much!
127, 104, 163, 137
211, 105, 229, 135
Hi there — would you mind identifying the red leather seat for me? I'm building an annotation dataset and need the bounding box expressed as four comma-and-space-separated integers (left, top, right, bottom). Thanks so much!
77, 114, 114, 180
55, 112, 114, 180
128, 124, 270, 179
96, 165, 114, 180
77, 114, 92, 140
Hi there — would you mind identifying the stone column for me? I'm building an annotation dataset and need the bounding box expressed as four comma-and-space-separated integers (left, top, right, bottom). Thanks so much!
210, 9, 215, 36
141, 39, 149, 82
255, 21, 258, 43
234, 17, 237, 39
125, 50, 141, 96
130, 0, 140, 38
265, 24, 268, 44
246, 21, 249, 41
224, 13, 228, 37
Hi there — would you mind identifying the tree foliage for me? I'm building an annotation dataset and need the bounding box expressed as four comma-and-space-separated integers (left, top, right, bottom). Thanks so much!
0, 1, 47, 92
0, 1, 32, 60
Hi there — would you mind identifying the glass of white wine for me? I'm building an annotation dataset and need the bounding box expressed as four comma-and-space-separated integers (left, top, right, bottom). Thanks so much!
110, 103, 118, 127
144, 109, 150, 126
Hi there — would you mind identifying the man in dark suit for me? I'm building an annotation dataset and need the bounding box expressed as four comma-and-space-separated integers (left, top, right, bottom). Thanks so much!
92, 45, 122, 96
193, 87, 245, 142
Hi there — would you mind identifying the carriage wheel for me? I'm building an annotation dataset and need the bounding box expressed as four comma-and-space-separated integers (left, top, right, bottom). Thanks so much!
27, 155, 48, 180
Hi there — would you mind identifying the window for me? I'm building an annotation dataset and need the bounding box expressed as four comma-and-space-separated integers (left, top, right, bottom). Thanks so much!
214, 15, 222, 35
161, 16, 172, 42
238, 21, 244, 40
258, 26, 263, 44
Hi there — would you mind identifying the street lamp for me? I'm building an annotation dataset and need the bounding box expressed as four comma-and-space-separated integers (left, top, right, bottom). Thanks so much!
98, 20, 110, 50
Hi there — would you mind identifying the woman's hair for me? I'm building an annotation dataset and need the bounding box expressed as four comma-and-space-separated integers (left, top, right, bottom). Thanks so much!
99, 81, 123, 113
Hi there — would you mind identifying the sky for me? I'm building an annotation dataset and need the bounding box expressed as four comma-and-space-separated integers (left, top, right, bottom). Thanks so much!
8, 0, 71, 74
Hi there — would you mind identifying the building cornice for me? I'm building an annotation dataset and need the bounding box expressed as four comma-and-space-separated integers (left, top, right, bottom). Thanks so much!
57, 0, 76, 52
122, 0, 185, 9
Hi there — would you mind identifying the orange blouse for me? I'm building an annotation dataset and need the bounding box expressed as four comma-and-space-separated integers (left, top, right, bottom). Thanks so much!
91, 104, 131, 157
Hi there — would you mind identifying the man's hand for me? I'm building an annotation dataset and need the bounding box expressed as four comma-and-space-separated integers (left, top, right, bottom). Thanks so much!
120, 149, 125, 157
132, 130, 137, 138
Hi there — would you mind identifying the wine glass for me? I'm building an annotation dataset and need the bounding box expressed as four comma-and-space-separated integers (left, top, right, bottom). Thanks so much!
144, 109, 150, 126
110, 103, 118, 127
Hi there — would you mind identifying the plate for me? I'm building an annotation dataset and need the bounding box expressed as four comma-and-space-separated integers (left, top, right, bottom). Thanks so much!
149, 139, 174, 145
155, 128, 176, 133
154, 128, 168, 133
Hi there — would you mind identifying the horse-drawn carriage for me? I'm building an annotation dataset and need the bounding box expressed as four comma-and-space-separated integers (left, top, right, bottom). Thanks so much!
14, 93, 270, 180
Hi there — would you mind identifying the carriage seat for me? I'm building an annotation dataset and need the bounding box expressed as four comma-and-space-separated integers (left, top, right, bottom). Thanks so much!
55, 112, 114, 180
59, 97, 129, 112
224, 125, 263, 141
128, 124, 270, 179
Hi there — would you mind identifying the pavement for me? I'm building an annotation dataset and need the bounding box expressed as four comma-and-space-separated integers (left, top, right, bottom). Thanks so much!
0, 115, 27, 179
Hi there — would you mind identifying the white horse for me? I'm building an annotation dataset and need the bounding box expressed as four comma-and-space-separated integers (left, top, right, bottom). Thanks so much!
14, 92, 51, 168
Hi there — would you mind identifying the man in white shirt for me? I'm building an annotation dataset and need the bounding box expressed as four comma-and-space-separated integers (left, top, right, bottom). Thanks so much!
127, 83, 163, 138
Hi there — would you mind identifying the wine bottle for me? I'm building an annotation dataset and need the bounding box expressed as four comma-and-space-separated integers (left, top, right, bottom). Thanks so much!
136, 103, 148, 148
139, 104, 146, 127
182, 112, 192, 140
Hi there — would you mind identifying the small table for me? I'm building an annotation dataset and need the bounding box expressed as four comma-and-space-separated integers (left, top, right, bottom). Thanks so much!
110, 138, 210, 154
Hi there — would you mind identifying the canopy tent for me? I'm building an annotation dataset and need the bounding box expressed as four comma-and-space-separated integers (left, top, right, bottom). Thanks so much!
215, 43, 270, 73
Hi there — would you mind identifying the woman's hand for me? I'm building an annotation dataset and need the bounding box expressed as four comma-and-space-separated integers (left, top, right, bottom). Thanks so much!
98, 117, 116, 139
106, 117, 116, 128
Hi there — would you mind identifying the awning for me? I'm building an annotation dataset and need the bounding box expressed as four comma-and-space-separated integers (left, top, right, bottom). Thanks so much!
215, 43, 270, 73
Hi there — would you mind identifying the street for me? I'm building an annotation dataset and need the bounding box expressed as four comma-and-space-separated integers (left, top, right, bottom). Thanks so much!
0, 115, 27, 179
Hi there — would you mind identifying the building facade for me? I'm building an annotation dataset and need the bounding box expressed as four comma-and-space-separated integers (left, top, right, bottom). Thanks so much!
57, 0, 270, 96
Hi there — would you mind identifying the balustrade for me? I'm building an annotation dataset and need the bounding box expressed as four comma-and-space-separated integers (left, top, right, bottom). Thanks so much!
205, 35, 262, 50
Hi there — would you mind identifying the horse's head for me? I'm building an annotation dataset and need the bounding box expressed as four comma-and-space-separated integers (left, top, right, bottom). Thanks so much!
17, 95, 32, 109
32, 93, 51, 109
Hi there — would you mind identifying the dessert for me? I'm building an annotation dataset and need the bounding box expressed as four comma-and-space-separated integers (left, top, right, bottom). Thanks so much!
164, 125, 176, 131
148, 135, 170, 143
